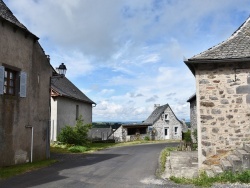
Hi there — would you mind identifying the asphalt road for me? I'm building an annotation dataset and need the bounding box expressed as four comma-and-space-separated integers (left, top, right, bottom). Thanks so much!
0, 142, 191, 188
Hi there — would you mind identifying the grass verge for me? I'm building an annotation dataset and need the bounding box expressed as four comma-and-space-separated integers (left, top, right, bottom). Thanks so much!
156, 147, 176, 177
51, 140, 178, 154
170, 170, 250, 187
0, 159, 57, 180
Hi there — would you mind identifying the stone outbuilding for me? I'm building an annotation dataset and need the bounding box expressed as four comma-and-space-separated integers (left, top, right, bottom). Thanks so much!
187, 94, 197, 131
114, 104, 185, 142
0, 0, 52, 166
50, 76, 95, 141
185, 17, 250, 169
187, 94, 197, 143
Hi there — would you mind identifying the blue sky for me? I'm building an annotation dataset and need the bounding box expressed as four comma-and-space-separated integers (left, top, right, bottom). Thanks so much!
5, 0, 250, 122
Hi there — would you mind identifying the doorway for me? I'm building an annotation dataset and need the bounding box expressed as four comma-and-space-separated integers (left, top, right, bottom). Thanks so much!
164, 127, 169, 139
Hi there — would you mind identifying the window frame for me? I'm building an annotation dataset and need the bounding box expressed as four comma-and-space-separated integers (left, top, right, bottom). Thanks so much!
4, 68, 17, 96
174, 127, 178, 135
0, 64, 26, 98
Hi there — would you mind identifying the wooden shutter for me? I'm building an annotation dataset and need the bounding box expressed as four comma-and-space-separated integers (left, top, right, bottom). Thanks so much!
0, 66, 4, 95
20, 71, 27, 97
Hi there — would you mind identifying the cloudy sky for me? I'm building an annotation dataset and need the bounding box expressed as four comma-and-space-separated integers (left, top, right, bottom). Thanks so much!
5, 0, 250, 122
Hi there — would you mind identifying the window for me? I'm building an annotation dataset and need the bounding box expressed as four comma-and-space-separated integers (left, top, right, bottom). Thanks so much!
4, 68, 16, 95
162, 113, 169, 121
0, 65, 26, 97
76, 105, 79, 120
174, 127, 178, 135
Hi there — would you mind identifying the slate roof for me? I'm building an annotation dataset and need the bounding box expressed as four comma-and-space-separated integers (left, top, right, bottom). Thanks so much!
0, 0, 37, 39
51, 76, 95, 104
187, 94, 196, 103
122, 123, 151, 127
188, 16, 250, 61
143, 104, 183, 125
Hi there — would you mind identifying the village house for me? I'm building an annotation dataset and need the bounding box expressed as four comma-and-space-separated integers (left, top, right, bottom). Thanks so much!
50, 76, 96, 141
185, 17, 250, 170
114, 104, 185, 142
0, 0, 52, 166
187, 94, 197, 143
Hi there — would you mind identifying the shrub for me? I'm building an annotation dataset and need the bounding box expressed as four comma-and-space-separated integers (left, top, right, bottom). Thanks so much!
57, 116, 92, 145
68, 146, 88, 153
183, 130, 192, 143
144, 135, 150, 141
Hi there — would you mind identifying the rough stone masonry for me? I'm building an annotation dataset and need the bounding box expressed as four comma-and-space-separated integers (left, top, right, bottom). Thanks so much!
196, 62, 250, 166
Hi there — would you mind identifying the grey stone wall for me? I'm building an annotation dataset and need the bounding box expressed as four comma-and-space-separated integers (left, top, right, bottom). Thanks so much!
153, 106, 182, 140
190, 100, 197, 130
195, 62, 250, 167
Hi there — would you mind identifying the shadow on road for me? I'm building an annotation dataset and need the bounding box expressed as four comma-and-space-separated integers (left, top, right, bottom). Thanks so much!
0, 153, 124, 188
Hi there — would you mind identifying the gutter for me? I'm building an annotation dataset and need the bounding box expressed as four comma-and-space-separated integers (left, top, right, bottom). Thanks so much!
25, 125, 34, 163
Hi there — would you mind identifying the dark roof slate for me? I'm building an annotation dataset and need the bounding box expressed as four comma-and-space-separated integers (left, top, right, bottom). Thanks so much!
187, 94, 196, 102
143, 104, 169, 125
51, 76, 95, 104
0, 0, 37, 38
189, 16, 250, 61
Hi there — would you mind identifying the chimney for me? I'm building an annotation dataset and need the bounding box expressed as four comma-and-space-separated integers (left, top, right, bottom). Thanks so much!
154, 104, 160, 110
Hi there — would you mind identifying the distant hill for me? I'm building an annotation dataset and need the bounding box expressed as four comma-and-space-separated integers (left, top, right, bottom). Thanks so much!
185, 122, 191, 128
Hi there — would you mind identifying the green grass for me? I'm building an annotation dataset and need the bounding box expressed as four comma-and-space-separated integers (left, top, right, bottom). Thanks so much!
170, 170, 250, 187
0, 159, 57, 180
50, 140, 178, 154
157, 147, 176, 176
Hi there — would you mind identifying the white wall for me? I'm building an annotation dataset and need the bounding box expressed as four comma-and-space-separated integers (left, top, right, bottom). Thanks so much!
50, 98, 58, 141
50, 96, 93, 141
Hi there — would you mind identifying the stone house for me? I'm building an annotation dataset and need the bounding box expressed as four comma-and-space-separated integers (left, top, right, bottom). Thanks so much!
114, 104, 184, 142
185, 17, 250, 169
50, 76, 95, 141
187, 94, 197, 143
0, 0, 52, 166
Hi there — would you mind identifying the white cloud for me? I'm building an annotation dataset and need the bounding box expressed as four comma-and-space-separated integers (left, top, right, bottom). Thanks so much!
5, 0, 250, 121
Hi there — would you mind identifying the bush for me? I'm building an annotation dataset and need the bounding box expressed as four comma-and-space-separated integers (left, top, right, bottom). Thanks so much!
68, 146, 88, 153
144, 135, 150, 141
57, 116, 92, 145
182, 130, 192, 143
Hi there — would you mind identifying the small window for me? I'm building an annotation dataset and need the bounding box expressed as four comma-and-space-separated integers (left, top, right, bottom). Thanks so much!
163, 113, 169, 121
0, 65, 26, 97
174, 127, 178, 135
76, 105, 79, 120
4, 68, 16, 95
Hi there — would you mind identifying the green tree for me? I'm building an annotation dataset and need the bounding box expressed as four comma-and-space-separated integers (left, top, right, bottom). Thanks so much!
57, 116, 92, 145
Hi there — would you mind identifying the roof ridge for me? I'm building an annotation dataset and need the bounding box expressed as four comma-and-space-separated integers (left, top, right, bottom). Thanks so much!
51, 76, 95, 104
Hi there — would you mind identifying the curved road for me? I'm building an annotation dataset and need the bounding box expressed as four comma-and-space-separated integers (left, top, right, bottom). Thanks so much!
0, 142, 189, 188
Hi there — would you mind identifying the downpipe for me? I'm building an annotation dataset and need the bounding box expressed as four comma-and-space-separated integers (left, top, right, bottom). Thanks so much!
25, 125, 34, 163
